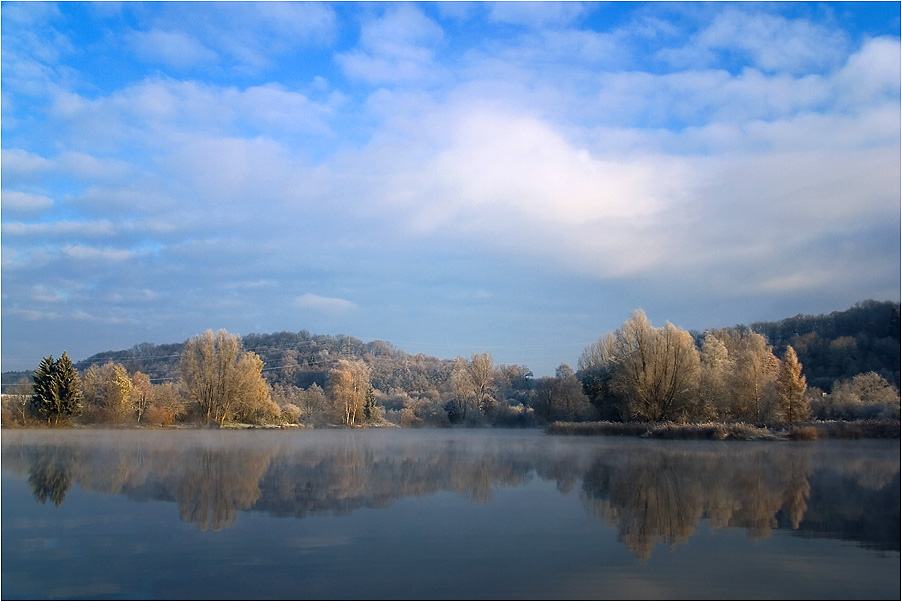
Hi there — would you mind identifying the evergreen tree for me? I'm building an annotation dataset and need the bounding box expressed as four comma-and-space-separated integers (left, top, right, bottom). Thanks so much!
31, 352, 82, 424
776, 345, 808, 423
363, 385, 377, 422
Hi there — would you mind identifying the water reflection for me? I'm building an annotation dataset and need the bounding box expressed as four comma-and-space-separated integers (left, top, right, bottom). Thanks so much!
579, 446, 816, 559
26, 447, 74, 507
2, 431, 898, 558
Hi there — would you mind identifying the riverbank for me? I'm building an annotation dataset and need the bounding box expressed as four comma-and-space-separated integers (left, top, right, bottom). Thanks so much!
546, 419, 901, 440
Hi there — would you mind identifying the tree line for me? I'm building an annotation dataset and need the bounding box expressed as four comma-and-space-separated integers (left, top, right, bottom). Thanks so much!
2, 301, 899, 429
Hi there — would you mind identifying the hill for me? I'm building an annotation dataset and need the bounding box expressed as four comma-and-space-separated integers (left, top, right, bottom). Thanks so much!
748, 300, 900, 391
3, 300, 899, 394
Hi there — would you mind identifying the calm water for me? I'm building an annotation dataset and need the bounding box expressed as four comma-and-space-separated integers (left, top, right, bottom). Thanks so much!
1, 429, 899, 600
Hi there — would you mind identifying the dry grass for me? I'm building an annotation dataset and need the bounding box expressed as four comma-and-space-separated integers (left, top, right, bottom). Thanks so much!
546, 421, 773, 440
547, 419, 900, 440
546, 421, 650, 437
787, 425, 819, 440
808, 419, 900, 439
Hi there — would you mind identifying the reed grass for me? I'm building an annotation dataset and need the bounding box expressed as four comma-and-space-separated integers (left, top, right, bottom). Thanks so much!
546, 419, 900, 440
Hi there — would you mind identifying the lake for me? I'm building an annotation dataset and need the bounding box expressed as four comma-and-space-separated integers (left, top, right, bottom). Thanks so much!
2, 428, 899, 600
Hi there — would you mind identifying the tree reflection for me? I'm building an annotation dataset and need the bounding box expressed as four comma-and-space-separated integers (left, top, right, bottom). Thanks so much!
27, 448, 73, 507
171, 447, 274, 530
580, 445, 814, 559
3, 431, 897, 556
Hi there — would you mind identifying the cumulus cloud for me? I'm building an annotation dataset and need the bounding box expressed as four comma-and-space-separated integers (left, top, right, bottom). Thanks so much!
658, 8, 850, 74
337, 4, 445, 84
359, 108, 697, 277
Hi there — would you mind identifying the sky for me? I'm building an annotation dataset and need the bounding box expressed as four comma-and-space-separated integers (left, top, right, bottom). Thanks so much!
2, 1, 900, 377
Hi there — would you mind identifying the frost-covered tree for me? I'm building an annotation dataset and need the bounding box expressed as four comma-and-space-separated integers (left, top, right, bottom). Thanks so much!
531, 364, 594, 422
451, 352, 496, 421
776, 346, 808, 423
726, 331, 780, 423
81, 362, 133, 423
130, 371, 154, 424
609, 311, 700, 422
180, 330, 272, 426
328, 359, 372, 426
698, 333, 733, 420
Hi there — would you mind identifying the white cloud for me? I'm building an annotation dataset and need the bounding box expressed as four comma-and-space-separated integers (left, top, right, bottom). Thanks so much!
45, 78, 340, 157
427, 111, 672, 225
189, 2, 337, 71
343, 107, 699, 277
2, 190, 53, 214
238, 84, 335, 135
250, 2, 337, 41
758, 270, 835, 294
29, 285, 67, 304
833, 37, 902, 108
61, 244, 137, 262
56, 151, 134, 182
2, 220, 116, 237
661, 8, 849, 73
129, 29, 219, 69
1, 148, 52, 184
704, 9, 848, 72
337, 5, 445, 84
294, 294, 358, 313
487, 2, 589, 28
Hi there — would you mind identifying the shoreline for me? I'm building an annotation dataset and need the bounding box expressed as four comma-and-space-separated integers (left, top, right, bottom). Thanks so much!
545, 419, 901, 440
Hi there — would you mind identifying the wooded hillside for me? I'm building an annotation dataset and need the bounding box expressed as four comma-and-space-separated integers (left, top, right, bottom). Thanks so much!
3, 300, 899, 395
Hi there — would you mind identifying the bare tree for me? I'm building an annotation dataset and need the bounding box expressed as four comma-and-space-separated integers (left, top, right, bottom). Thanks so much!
81, 362, 133, 424
3, 378, 34, 425
328, 359, 372, 426
577, 332, 619, 419
698, 333, 733, 420
146, 381, 185, 425
532, 364, 594, 422
130, 371, 154, 424
731, 332, 780, 423
180, 329, 272, 426
451, 352, 496, 421
609, 310, 700, 422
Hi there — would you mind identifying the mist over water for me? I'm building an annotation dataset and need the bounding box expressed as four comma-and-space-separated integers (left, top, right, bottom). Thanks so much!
2, 429, 899, 599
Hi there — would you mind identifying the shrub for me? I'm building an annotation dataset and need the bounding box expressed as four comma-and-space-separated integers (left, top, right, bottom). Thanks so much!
280, 403, 301, 424
788, 426, 819, 440
491, 404, 537, 428
144, 405, 177, 426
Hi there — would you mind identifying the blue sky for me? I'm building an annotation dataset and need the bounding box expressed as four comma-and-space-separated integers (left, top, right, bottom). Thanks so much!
2, 1, 900, 377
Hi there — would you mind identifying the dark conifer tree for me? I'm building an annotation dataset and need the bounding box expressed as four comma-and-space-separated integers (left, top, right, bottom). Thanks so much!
31, 352, 81, 424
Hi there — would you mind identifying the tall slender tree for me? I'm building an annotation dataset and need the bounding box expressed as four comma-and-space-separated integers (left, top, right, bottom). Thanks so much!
328, 359, 372, 426
451, 352, 496, 421
776, 345, 808, 423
